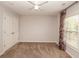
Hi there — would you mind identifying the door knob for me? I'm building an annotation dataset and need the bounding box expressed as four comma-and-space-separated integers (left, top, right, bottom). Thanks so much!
11, 32, 15, 34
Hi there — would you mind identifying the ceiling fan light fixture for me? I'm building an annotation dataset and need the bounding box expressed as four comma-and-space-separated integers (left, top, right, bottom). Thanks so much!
34, 5, 39, 10
28, 1, 48, 10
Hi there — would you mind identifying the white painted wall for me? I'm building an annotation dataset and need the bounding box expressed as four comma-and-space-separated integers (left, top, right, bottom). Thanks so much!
65, 2, 79, 58
0, 5, 19, 55
19, 15, 59, 43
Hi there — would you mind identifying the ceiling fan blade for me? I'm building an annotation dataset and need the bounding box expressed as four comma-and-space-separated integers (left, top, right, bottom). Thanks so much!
39, 1, 48, 6
28, 7, 33, 10
28, 1, 35, 6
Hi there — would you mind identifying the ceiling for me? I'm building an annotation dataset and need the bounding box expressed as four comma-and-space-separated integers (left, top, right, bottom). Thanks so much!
0, 1, 75, 16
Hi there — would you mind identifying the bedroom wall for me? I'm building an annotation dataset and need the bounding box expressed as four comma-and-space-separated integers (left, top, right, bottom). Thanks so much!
19, 15, 59, 43
65, 2, 79, 58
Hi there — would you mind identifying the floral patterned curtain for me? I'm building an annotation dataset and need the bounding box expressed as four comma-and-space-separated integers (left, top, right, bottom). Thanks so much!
59, 10, 66, 51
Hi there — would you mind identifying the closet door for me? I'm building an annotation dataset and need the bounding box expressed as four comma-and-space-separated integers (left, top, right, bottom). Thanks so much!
3, 13, 13, 51
0, 10, 3, 54
12, 16, 18, 43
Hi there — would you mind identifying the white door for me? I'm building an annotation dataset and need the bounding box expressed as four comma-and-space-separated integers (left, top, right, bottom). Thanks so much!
3, 13, 13, 51
12, 16, 18, 43
0, 7, 3, 54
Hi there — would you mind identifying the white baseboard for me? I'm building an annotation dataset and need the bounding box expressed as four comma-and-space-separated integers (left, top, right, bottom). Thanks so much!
19, 41, 58, 44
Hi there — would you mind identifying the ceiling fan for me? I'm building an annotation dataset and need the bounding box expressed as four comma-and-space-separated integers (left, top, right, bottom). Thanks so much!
27, 1, 48, 10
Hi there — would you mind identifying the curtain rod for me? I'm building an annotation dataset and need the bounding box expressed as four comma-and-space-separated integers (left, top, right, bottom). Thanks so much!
62, 1, 78, 12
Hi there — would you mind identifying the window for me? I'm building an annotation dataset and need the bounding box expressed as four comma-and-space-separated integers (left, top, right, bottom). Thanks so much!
64, 15, 79, 49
